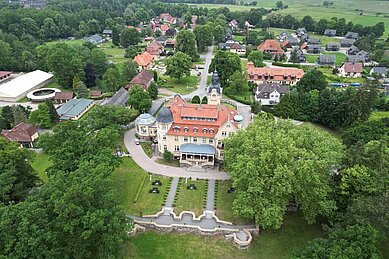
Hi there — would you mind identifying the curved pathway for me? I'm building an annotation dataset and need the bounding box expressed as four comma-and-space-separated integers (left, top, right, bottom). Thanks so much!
124, 128, 230, 180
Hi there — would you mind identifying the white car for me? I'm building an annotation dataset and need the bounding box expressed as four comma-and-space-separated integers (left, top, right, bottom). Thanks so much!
135, 138, 140, 145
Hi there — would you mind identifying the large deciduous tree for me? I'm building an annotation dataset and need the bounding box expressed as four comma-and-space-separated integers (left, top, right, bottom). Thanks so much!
175, 29, 198, 61
224, 115, 343, 229
0, 139, 38, 205
194, 24, 213, 53
103, 66, 122, 92
210, 50, 242, 87
29, 103, 53, 129
128, 85, 152, 112
120, 28, 140, 48
247, 51, 264, 67
165, 51, 192, 80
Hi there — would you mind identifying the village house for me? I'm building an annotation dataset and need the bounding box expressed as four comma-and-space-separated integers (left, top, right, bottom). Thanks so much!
90, 90, 102, 99
54, 92, 74, 104
290, 47, 306, 63
324, 29, 336, 37
84, 34, 104, 45
347, 50, 371, 63
165, 39, 176, 49
296, 28, 306, 38
246, 62, 305, 85
347, 45, 359, 55
370, 67, 388, 77
142, 72, 243, 167
307, 38, 321, 45
1, 123, 39, 148
326, 42, 340, 51
341, 38, 355, 47
257, 39, 284, 58
307, 44, 322, 54
158, 24, 170, 35
255, 83, 289, 105
338, 62, 363, 77
146, 41, 164, 58
229, 43, 246, 56
345, 32, 359, 39
125, 70, 154, 90
159, 13, 176, 24
101, 88, 128, 106
318, 55, 336, 66
134, 51, 154, 70
156, 35, 167, 45
229, 19, 238, 29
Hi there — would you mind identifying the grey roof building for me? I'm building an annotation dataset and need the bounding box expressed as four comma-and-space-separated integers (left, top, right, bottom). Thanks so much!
307, 44, 322, 54
326, 42, 340, 51
347, 50, 370, 63
370, 67, 388, 77
324, 29, 336, 37
56, 99, 94, 120
101, 88, 128, 106
318, 55, 336, 66
347, 45, 359, 55
341, 38, 355, 47
286, 36, 299, 46
307, 37, 321, 44
84, 34, 104, 44
290, 47, 306, 63
345, 32, 359, 39
102, 29, 113, 36
208, 71, 222, 94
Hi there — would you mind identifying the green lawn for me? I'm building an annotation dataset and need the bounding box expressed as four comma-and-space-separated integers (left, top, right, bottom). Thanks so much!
370, 111, 389, 121
174, 179, 206, 216
305, 54, 319, 64
215, 181, 253, 225
125, 212, 323, 258
241, 58, 248, 70
31, 152, 52, 182
99, 41, 126, 64
321, 51, 347, 66
112, 157, 168, 216
140, 142, 153, 158
226, 90, 254, 104
156, 158, 180, 167
316, 67, 367, 84
159, 75, 199, 95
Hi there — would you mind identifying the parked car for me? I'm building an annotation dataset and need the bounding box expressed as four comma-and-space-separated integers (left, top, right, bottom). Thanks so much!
135, 138, 140, 145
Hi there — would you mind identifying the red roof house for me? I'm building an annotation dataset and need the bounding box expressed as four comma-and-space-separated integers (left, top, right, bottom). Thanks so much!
257, 39, 284, 58
146, 41, 163, 57
1, 123, 39, 148
246, 61, 304, 85
125, 70, 154, 90
134, 52, 154, 70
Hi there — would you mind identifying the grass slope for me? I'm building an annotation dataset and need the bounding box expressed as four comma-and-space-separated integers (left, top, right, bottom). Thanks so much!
31, 152, 52, 182
125, 213, 322, 258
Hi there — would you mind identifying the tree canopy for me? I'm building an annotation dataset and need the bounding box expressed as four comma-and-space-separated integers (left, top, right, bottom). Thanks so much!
224, 115, 343, 229
210, 50, 242, 87
165, 51, 192, 80
175, 29, 198, 61
128, 85, 152, 113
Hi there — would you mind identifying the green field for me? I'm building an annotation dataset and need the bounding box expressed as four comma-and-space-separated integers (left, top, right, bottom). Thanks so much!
31, 152, 52, 182
159, 75, 199, 94
98, 41, 126, 64
174, 179, 206, 216
125, 212, 323, 258
215, 181, 253, 224
316, 67, 367, 84
191, 0, 389, 36
112, 157, 168, 216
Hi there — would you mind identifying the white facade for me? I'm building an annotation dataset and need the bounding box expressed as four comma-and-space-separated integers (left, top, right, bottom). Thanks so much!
255, 89, 282, 105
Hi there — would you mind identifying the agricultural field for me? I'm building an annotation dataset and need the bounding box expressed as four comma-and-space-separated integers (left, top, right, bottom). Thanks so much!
191, 0, 389, 36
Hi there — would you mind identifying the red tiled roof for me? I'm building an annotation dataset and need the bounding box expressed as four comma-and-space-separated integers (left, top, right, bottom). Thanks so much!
246, 62, 305, 81
300, 42, 308, 49
341, 62, 363, 73
160, 24, 169, 31
166, 95, 238, 138
1, 123, 37, 142
281, 41, 290, 47
126, 70, 154, 90
257, 39, 284, 54
90, 91, 102, 97
134, 52, 154, 67
230, 43, 243, 49
146, 41, 163, 55
0, 71, 11, 77
54, 92, 74, 100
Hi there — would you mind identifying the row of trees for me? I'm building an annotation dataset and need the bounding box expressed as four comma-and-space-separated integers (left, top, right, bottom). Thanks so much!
0, 105, 141, 257
275, 69, 377, 129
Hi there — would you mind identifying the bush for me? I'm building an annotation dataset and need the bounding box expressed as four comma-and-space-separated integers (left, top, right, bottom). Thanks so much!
163, 150, 173, 161
261, 105, 275, 114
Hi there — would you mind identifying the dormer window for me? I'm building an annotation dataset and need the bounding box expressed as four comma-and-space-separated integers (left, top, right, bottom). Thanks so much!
202, 128, 207, 133
193, 127, 198, 133
184, 127, 188, 133
173, 126, 180, 132
209, 128, 214, 134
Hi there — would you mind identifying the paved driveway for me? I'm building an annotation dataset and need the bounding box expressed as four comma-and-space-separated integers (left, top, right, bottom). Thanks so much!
124, 128, 230, 180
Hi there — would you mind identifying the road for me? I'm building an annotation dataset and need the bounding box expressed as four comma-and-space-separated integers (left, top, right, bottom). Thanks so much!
184, 45, 214, 99
124, 128, 230, 180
